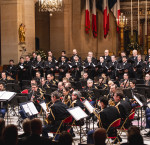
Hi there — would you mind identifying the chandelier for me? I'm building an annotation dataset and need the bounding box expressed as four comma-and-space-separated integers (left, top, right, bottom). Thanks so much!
39, 0, 63, 15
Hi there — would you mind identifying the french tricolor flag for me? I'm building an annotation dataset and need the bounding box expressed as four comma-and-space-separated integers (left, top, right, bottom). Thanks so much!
85, 0, 90, 34
111, 0, 120, 32
92, 0, 97, 37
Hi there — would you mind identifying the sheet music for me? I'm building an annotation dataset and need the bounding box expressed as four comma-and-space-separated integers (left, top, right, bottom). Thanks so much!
40, 102, 49, 113
22, 104, 32, 116
67, 106, 88, 121
133, 95, 143, 107
0, 91, 16, 100
83, 100, 94, 113
0, 91, 6, 97
27, 102, 38, 115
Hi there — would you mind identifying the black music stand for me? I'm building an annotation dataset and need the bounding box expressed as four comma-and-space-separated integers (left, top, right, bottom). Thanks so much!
132, 92, 147, 129
67, 106, 88, 143
0, 91, 16, 124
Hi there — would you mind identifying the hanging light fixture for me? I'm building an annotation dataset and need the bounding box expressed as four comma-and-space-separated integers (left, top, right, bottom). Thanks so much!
38, 0, 63, 15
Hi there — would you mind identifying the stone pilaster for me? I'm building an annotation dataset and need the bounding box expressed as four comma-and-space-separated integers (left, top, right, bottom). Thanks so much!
1, 0, 35, 65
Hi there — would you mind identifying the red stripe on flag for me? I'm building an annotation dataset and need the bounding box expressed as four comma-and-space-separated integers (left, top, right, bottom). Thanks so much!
85, 10, 90, 33
117, 9, 120, 32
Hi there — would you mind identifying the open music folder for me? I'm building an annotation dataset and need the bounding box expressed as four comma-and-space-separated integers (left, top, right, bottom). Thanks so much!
20, 101, 38, 116
67, 106, 88, 121
82, 99, 95, 114
0, 91, 16, 101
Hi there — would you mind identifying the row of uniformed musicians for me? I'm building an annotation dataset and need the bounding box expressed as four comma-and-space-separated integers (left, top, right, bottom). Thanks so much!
13, 73, 141, 144
3, 49, 150, 83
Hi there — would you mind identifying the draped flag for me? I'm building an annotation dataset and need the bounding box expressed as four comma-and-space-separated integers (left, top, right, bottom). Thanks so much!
92, 0, 97, 37
107, 0, 109, 34
85, 0, 90, 34
111, 0, 120, 32
103, 0, 109, 38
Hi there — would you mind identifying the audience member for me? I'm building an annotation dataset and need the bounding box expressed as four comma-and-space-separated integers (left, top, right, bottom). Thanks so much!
3, 124, 18, 145
121, 126, 145, 145
18, 118, 31, 140
22, 118, 51, 145
58, 131, 73, 145
93, 128, 107, 145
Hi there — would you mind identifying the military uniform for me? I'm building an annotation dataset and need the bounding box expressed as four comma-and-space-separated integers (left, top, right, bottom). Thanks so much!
42, 100, 69, 138
45, 79, 58, 88
28, 89, 44, 112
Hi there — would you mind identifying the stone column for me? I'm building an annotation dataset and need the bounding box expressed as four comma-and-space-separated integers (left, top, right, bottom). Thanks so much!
63, 0, 73, 57
1, 0, 22, 65
1, 0, 35, 65
23, 0, 36, 54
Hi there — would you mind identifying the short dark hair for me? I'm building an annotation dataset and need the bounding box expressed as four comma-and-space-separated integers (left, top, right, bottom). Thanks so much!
63, 87, 70, 92
22, 118, 31, 134
100, 97, 108, 106
30, 118, 42, 134
62, 50, 66, 54
20, 57, 24, 59
32, 52, 37, 55
128, 133, 143, 145
9, 60, 14, 63
131, 80, 136, 85
3, 125, 18, 145
51, 91, 61, 99
93, 128, 106, 145
58, 131, 73, 145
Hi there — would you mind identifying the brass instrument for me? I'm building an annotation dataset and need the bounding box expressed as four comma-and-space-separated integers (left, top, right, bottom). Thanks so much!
69, 100, 77, 108
45, 102, 54, 124
115, 102, 120, 114
63, 95, 71, 106
93, 108, 103, 128
108, 99, 115, 106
